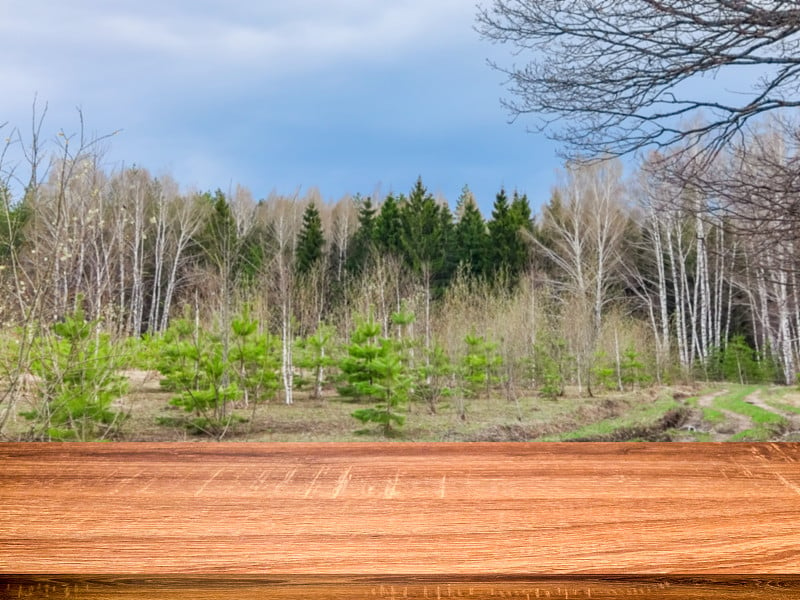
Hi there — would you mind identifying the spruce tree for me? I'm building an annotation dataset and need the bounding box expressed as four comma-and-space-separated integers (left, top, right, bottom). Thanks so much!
338, 317, 410, 436
509, 190, 534, 274
346, 195, 377, 273
295, 202, 325, 275
397, 177, 457, 289
375, 193, 404, 256
487, 188, 532, 286
454, 186, 488, 278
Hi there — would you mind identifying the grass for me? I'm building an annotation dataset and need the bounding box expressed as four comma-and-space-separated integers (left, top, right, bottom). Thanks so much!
712, 385, 787, 426
729, 428, 773, 441
701, 406, 727, 424
3, 372, 797, 442
683, 389, 726, 425
534, 392, 683, 441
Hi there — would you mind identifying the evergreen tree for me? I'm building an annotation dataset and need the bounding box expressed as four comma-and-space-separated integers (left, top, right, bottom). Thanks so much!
436, 201, 457, 288
398, 177, 456, 293
509, 190, 534, 274
295, 202, 325, 275
346, 194, 377, 273
375, 193, 404, 256
0, 185, 29, 264
487, 188, 532, 286
200, 189, 237, 269
338, 317, 410, 436
454, 186, 488, 278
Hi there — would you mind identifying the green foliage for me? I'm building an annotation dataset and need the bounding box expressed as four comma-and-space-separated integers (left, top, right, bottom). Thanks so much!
454, 186, 488, 278
592, 354, 618, 391
0, 190, 29, 263
534, 336, 572, 399
229, 310, 281, 407
346, 194, 377, 273
295, 202, 325, 275
412, 344, 454, 414
375, 193, 404, 256
196, 189, 265, 285
487, 188, 533, 286
461, 333, 503, 399
705, 336, 776, 384
157, 311, 280, 437
620, 346, 651, 388
399, 178, 456, 293
295, 324, 338, 398
22, 301, 128, 440
338, 318, 410, 436
594, 347, 652, 391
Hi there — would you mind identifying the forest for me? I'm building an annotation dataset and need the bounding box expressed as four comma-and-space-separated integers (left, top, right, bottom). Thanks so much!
1, 117, 799, 441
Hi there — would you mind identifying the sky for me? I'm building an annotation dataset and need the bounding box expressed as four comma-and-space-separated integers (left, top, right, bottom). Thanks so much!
0, 1, 566, 216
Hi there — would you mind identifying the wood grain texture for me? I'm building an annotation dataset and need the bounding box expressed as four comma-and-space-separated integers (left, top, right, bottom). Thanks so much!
1, 443, 799, 576
3, 575, 800, 600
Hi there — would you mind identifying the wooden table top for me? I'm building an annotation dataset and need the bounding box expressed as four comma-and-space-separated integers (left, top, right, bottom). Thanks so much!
2, 443, 800, 598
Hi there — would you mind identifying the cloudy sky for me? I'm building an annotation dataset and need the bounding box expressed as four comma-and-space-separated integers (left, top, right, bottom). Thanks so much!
1, 1, 563, 215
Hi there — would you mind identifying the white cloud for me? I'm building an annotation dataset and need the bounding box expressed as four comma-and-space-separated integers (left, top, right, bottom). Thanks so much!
3, 1, 469, 75
0, 0, 518, 205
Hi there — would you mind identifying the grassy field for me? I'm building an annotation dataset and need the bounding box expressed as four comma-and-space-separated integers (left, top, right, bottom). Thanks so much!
3, 372, 800, 441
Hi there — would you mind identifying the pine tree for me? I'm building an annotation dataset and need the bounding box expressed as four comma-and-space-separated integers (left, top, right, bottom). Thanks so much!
487, 188, 532, 286
338, 317, 410, 436
375, 193, 404, 256
400, 178, 442, 272
454, 186, 488, 278
295, 202, 325, 275
346, 194, 377, 273
435, 201, 457, 289
509, 190, 534, 274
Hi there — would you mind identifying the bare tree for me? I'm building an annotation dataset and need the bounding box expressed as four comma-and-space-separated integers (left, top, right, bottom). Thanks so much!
476, 1, 800, 160
536, 161, 627, 393
0, 107, 117, 437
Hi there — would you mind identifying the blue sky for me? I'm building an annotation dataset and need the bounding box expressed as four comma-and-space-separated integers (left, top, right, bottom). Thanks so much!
1, 1, 564, 216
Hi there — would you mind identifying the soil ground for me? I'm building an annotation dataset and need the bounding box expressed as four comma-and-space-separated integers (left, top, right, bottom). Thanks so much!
3, 371, 800, 441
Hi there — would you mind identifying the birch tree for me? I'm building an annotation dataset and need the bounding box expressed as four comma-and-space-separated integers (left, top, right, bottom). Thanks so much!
536, 161, 626, 393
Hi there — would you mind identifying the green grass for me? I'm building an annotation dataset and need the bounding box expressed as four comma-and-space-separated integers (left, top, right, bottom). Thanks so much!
765, 400, 800, 415
535, 393, 681, 441
713, 385, 787, 426
729, 427, 775, 442
701, 407, 726, 424
683, 388, 727, 424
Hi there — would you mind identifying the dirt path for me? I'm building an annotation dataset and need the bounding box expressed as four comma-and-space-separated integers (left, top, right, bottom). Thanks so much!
680, 389, 751, 441
744, 388, 800, 439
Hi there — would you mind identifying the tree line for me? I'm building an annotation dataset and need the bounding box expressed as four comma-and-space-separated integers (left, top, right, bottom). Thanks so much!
2, 115, 800, 438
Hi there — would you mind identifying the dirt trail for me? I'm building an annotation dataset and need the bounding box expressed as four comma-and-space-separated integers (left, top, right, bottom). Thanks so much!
681, 389, 750, 441
744, 388, 800, 439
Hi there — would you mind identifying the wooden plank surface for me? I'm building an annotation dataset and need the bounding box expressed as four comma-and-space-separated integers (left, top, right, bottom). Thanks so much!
3, 575, 800, 600
1, 443, 799, 577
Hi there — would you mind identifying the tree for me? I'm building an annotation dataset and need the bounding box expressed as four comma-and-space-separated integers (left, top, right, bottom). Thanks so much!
295, 202, 324, 276
374, 193, 404, 257
346, 194, 377, 274
476, 1, 800, 159
536, 161, 627, 394
399, 178, 453, 350
487, 188, 532, 285
338, 317, 410, 436
454, 186, 488, 278
23, 300, 128, 441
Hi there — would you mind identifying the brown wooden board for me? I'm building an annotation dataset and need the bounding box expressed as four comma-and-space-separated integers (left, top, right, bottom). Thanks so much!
2, 575, 800, 600
1, 443, 800, 598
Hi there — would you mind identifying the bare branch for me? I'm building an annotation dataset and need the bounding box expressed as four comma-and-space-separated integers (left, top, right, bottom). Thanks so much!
476, 0, 800, 159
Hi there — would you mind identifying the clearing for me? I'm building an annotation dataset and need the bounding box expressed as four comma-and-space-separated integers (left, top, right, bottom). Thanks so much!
3, 372, 800, 441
